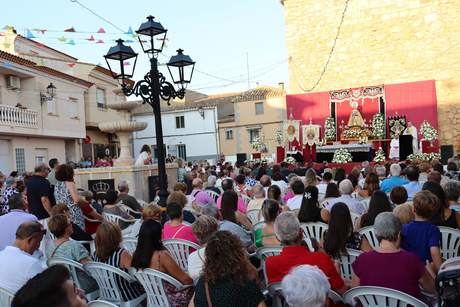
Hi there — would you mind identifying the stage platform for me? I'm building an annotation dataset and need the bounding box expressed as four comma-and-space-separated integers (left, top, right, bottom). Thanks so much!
316, 144, 373, 162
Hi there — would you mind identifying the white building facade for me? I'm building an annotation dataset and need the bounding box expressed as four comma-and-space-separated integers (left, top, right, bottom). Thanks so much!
132, 104, 219, 163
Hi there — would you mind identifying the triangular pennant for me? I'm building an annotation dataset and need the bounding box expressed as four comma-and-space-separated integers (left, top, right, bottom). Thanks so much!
66, 39, 76, 45
67, 63, 76, 68
125, 26, 134, 35
26, 29, 36, 39
3, 25, 13, 30
97, 27, 106, 33
96, 39, 104, 44
58, 36, 67, 42
64, 27, 76, 32
86, 35, 95, 41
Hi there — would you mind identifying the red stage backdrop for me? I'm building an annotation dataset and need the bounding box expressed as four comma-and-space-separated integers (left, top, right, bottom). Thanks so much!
286, 80, 438, 139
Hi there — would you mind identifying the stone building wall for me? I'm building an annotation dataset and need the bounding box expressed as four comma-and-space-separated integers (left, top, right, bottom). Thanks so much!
282, 0, 460, 151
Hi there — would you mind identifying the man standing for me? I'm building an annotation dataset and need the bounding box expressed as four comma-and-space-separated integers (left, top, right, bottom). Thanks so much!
47, 158, 59, 187
403, 121, 418, 154
26, 164, 53, 222
0, 222, 45, 293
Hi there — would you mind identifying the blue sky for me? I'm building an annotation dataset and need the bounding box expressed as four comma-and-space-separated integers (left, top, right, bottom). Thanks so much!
3, 0, 288, 95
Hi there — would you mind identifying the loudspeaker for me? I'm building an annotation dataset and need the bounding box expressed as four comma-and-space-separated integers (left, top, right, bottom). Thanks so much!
236, 153, 247, 164
441, 145, 454, 165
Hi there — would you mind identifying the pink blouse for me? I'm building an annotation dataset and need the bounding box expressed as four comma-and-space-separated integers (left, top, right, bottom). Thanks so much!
162, 222, 198, 244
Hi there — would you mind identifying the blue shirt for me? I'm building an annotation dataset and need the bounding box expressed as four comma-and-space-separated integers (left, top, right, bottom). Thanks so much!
0, 210, 38, 251
403, 181, 423, 201
401, 220, 440, 262
380, 176, 409, 193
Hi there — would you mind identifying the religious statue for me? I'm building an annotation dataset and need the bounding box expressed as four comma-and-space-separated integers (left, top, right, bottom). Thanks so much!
403, 121, 418, 153
347, 100, 366, 127
389, 134, 400, 160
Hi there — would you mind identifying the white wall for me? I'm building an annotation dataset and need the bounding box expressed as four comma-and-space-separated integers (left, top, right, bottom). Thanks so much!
133, 107, 219, 160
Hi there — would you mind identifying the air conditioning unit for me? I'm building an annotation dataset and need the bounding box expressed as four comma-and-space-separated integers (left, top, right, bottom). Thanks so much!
6, 75, 20, 90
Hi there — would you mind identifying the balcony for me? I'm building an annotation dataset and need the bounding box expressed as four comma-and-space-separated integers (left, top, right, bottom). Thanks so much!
0, 105, 39, 128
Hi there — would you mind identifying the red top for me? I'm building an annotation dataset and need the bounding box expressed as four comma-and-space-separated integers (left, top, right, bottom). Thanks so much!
266, 245, 344, 291
82, 203, 99, 234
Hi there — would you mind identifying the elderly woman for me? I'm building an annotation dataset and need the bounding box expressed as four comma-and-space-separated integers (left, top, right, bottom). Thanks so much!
282, 265, 330, 307
205, 175, 221, 195
352, 212, 435, 300
247, 184, 266, 211
255, 199, 281, 247
162, 202, 198, 244
187, 215, 219, 282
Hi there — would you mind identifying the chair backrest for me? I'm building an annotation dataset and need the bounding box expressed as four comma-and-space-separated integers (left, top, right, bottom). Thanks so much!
102, 212, 120, 224
358, 226, 379, 249
134, 268, 183, 307
267, 282, 288, 307
252, 221, 266, 242
120, 204, 141, 216
88, 300, 118, 307
48, 257, 85, 289
300, 222, 328, 242
241, 194, 252, 206
257, 246, 282, 285
121, 237, 138, 255
84, 262, 136, 303
343, 286, 428, 307
328, 289, 344, 304
246, 209, 261, 225
163, 239, 200, 272
204, 190, 219, 202
350, 212, 361, 228
339, 248, 362, 281
0, 287, 14, 307
439, 226, 460, 260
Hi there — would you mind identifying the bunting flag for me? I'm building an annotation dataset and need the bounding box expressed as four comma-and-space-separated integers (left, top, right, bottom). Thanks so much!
64, 27, 76, 32
86, 35, 95, 41
125, 26, 133, 35
26, 29, 36, 39
58, 36, 67, 42
96, 39, 104, 44
66, 39, 76, 45
3, 25, 13, 30
67, 63, 76, 68
97, 27, 105, 33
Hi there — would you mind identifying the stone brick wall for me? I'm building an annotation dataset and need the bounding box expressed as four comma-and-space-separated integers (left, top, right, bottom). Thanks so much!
282, 0, 460, 152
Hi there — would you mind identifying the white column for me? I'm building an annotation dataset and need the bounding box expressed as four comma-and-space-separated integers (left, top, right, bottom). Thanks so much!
114, 131, 134, 167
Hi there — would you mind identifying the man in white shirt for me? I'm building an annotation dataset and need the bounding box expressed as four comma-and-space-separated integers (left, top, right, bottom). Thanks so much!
325, 179, 366, 215
0, 221, 45, 293
287, 180, 305, 210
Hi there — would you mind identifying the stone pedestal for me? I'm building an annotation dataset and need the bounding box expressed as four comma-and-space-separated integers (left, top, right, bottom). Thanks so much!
74, 163, 178, 202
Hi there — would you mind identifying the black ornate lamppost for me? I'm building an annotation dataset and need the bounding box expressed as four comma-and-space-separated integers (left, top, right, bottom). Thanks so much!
104, 15, 195, 205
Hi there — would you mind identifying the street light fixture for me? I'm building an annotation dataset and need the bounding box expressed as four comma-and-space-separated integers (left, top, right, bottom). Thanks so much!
46, 82, 56, 97
104, 15, 195, 206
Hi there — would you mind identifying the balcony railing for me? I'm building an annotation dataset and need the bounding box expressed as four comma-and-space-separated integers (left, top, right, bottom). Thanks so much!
0, 105, 39, 128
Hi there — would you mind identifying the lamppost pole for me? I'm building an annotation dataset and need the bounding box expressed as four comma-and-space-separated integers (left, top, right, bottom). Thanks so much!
104, 16, 195, 206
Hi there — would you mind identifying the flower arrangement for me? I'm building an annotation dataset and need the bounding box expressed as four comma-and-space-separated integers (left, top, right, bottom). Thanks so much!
251, 137, 265, 152
324, 117, 336, 141
332, 148, 353, 163
342, 128, 369, 139
407, 152, 441, 162
274, 129, 284, 145
420, 121, 438, 141
358, 136, 368, 144
283, 156, 297, 165
373, 147, 386, 163
371, 113, 385, 139
245, 157, 270, 164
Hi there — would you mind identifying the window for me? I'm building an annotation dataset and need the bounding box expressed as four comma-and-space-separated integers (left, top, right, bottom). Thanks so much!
15, 148, 25, 173
68, 97, 79, 119
175, 116, 185, 129
96, 88, 106, 108
248, 128, 260, 143
34, 148, 48, 166
178, 144, 186, 160
255, 102, 264, 115
47, 98, 57, 115
225, 129, 233, 140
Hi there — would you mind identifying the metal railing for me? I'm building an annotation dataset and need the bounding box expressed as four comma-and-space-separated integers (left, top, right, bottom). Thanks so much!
0, 105, 39, 128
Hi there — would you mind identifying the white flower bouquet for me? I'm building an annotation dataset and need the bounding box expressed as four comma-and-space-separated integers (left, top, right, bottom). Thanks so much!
332, 148, 353, 163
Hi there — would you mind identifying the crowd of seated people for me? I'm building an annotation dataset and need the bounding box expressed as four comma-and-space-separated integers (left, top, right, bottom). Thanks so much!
0, 155, 458, 306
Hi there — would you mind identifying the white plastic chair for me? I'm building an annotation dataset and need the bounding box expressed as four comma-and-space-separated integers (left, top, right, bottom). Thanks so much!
163, 239, 200, 272
204, 189, 220, 202
137, 199, 149, 208
102, 212, 137, 225
241, 194, 252, 206
328, 289, 344, 304
350, 212, 361, 228
246, 209, 261, 225
338, 248, 362, 281
300, 222, 328, 243
439, 226, 460, 260
120, 204, 142, 217
48, 257, 100, 301
0, 287, 14, 307
358, 226, 379, 249
83, 262, 146, 307
256, 246, 282, 286
267, 282, 287, 307
134, 268, 191, 307
343, 286, 428, 307
88, 300, 118, 307
121, 237, 138, 255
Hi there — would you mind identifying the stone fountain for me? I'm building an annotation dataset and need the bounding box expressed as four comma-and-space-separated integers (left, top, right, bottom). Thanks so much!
98, 101, 147, 167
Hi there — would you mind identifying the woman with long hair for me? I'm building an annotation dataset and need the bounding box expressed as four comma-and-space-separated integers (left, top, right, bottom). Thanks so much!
298, 186, 329, 223
320, 182, 340, 208
190, 231, 265, 307
131, 220, 193, 306
357, 173, 381, 211
267, 185, 284, 206
254, 199, 281, 247
334, 168, 346, 186
93, 222, 144, 301
322, 203, 371, 260
358, 191, 393, 229
134, 144, 152, 167
424, 181, 460, 229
